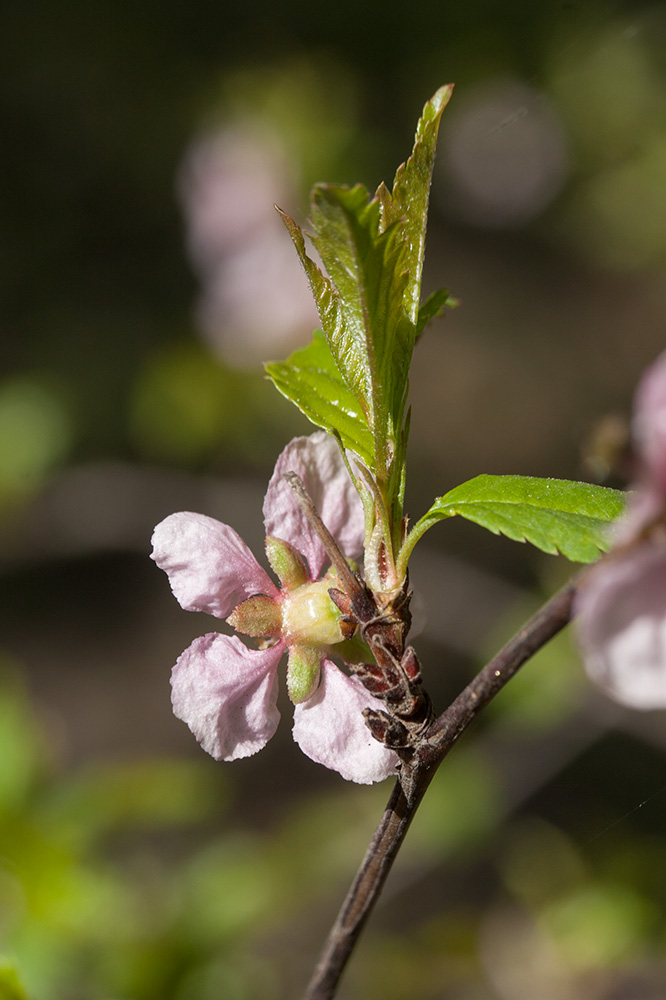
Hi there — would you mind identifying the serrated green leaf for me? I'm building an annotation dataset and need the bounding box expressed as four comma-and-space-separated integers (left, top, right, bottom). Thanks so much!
277, 89, 454, 482
378, 84, 454, 323
308, 185, 413, 474
264, 331, 375, 465
274, 89, 455, 580
404, 475, 627, 565
277, 204, 374, 424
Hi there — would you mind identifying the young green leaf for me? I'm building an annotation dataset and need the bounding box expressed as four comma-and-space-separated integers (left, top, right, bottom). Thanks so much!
275, 87, 454, 490
402, 475, 626, 566
276, 202, 374, 427
265, 331, 375, 465
376, 84, 454, 324
309, 185, 413, 468
416, 287, 458, 338
272, 88, 455, 589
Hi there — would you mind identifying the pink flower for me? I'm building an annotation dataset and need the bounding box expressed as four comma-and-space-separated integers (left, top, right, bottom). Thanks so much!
151, 431, 399, 783
576, 351, 666, 708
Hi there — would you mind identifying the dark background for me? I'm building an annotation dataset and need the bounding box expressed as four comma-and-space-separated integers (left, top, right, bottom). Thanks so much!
1, 1, 665, 997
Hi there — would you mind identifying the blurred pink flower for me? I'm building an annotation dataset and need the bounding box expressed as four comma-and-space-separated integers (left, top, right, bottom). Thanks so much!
151, 431, 399, 783
177, 126, 318, 367
576, 351, 666, 708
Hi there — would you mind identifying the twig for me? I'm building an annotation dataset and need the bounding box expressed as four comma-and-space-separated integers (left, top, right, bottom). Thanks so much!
302, 762, 437, 1000
427, 575, 579, 759
301, 575, 580, 1000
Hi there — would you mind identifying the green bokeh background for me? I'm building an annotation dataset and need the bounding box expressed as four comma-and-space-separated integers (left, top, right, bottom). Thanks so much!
2, 1, 666, 997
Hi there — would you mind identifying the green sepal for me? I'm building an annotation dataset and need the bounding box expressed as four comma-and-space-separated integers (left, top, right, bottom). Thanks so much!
265, 331, 374, 466
287, 645, 321, 704
403, 475, 626, 565
227, 595, 281, 637
265, 535, 308, 590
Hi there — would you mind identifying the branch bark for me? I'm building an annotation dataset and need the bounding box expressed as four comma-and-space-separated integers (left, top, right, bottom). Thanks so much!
301, 575, 579, 1000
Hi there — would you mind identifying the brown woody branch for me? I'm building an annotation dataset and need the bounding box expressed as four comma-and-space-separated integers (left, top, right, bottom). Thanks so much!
302, 576, 579, 1000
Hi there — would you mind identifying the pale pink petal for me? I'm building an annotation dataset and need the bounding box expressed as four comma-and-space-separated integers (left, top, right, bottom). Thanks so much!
615, 485, 663, 542
152, 512, 277, 617
171, 633, 284, 759
292, 659, 400, 783
575, 543, 666, 709
634, 350, 666, 491
263, 431, 365, 579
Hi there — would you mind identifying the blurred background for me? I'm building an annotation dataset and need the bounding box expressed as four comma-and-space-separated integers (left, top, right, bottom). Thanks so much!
2, 0, 666, 997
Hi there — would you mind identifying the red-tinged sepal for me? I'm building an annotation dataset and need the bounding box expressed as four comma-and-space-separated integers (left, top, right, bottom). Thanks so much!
227, 595, 281, 637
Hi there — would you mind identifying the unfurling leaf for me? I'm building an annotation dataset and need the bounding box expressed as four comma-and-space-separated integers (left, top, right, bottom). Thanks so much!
267, 87, 455, 588
269, 85, 454, 498
377, 84, 454, 325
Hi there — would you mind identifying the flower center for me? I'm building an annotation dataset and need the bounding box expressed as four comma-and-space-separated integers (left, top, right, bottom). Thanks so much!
280, 579, 344, 647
